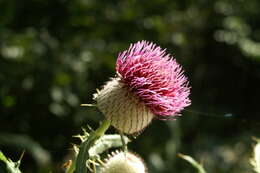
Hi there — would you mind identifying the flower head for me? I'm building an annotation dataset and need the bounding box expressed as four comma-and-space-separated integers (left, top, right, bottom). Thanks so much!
94, 41, 190, 134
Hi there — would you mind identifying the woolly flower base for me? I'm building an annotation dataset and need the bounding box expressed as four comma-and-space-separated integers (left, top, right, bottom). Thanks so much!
101, 151, 146, 173
94, 78, 154, 134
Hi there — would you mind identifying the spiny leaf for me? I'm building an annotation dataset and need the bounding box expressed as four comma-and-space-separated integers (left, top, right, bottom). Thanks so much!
0, 151, 22, 173
178, 153, 207, 173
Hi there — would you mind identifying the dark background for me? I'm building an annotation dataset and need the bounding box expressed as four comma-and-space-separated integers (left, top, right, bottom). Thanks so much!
1, 0, 260, 172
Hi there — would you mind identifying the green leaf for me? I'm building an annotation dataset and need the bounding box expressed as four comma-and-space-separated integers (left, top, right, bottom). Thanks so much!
179, 153, 207, 173
0, 133, 50, 166
0, 151, 22, 173
75, 120, 110, 173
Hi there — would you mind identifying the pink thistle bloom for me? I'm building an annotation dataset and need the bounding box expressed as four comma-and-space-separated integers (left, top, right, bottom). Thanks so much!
94, 41, 190, 134
116, 40, 191, 118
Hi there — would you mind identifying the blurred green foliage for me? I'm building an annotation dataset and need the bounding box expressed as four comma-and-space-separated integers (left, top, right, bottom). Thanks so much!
1, 0, 260, 172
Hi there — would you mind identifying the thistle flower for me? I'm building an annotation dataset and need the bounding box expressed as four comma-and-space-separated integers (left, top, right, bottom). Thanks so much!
101, 151, 147, 173
94, 41, 190, 134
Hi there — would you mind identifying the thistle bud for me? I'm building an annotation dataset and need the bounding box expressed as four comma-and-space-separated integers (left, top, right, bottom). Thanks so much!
101, 151, 147, 173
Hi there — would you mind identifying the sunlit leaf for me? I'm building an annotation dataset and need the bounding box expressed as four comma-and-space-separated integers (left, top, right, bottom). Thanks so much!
179, 153, 207, 173
0, 151, 22, 173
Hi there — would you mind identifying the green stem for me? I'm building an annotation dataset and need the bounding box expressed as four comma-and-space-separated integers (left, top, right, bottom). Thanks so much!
75, 120, 110, 173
